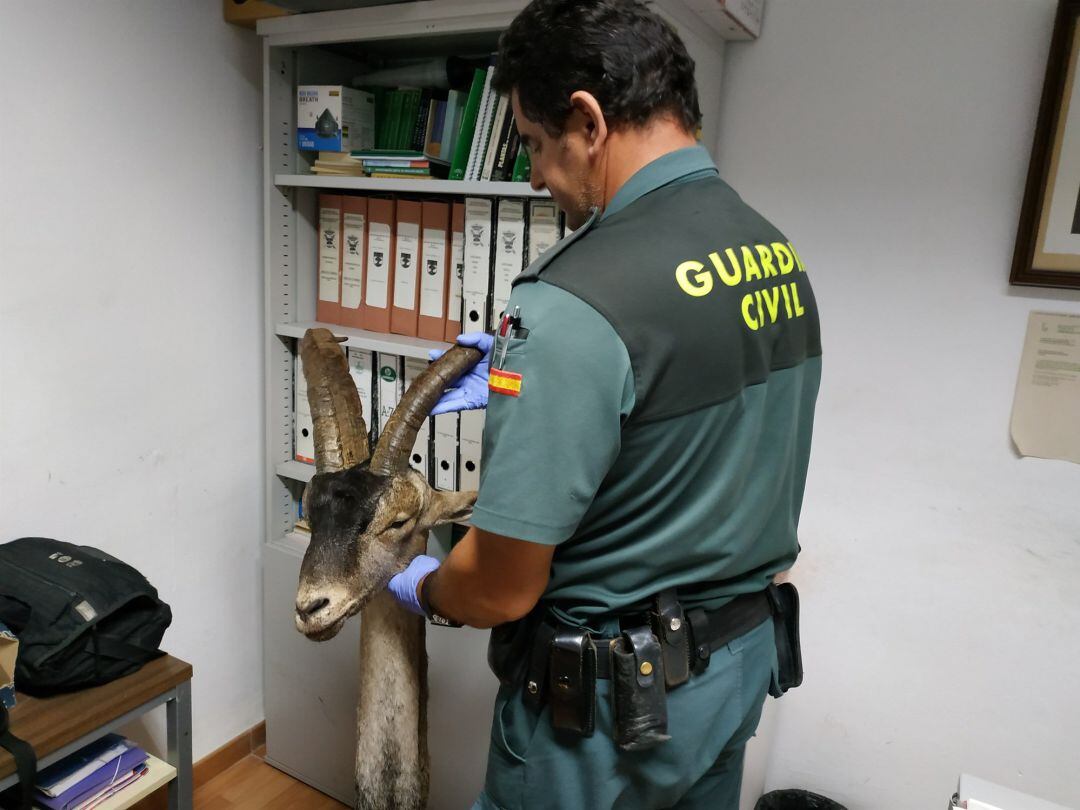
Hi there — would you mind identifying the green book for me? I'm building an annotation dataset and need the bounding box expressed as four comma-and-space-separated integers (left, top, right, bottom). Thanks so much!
398, 88, 421, 150
511, 148, 531, 183
449, 69, 487, 181
385, 91, 404, 153
364, 87, 389, 150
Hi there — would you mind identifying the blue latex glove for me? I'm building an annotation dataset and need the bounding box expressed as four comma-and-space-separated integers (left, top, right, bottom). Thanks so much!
387, 555, 440, 616
428, 332, 495, 415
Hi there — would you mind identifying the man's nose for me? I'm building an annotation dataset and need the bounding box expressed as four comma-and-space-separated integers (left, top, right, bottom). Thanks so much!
530, 167, 546, 193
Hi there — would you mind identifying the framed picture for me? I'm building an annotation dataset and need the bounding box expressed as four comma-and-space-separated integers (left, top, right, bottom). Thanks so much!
1012, 0, 1080, 288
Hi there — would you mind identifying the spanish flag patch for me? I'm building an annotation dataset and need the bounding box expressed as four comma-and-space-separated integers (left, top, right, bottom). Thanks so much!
489, 368, 523, 397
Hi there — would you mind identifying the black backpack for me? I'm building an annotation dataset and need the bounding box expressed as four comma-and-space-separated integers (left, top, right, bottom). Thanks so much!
0, 538, 172, 696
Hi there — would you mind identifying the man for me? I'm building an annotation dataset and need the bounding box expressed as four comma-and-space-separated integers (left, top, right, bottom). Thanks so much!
388, 1, 822, 807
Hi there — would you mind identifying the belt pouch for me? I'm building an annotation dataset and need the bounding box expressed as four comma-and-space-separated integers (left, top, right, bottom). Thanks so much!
611, 626, 671, 751
548, 628, 596, 736
767, 583, 803, 697
650, 589, 690, 689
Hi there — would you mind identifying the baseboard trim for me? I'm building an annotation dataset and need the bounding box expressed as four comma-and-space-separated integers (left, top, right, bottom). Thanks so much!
194, 721, 267, 786
131, 721, 266, 809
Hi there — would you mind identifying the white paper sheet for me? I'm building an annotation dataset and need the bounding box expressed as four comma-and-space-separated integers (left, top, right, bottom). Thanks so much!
1010, 311, 1080, 464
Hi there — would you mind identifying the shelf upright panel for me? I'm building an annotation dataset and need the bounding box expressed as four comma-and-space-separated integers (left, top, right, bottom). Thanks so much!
265, 39, 302, 545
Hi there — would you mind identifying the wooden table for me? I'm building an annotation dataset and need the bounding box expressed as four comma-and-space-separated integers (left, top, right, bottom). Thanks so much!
0, 654, 193, 809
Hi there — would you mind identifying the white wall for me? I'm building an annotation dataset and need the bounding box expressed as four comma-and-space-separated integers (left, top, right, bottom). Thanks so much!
0, 1, 264, 761
717, 1, 1080, 807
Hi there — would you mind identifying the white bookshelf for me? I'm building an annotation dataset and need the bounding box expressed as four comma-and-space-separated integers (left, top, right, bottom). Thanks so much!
258, 2, 733, 807
275, 174, 547, 197
275, 320, 449, 359
276, 459, 315, 484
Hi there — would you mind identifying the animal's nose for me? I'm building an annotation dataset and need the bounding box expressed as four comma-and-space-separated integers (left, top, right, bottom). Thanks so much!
296, 596, 330, 621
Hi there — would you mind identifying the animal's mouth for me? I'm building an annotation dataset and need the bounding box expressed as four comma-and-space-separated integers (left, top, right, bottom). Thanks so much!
296, 597, 364, 641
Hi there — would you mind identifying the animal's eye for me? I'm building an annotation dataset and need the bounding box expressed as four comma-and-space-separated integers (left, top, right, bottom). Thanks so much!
390, 517, 410, 530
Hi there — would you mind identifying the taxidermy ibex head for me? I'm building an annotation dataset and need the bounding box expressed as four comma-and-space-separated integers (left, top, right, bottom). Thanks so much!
294, 328, 479, 641
293, 327, 482, 810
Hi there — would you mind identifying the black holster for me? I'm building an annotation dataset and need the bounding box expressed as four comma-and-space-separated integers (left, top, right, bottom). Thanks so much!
548, 627, 596, 736
487, 608, 543, 688
767, 582, 803, 696
610, 626, 670, 751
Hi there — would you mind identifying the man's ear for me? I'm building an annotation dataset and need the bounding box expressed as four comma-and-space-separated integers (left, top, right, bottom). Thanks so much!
569, 90, 608, 156
422, 489, 477, 527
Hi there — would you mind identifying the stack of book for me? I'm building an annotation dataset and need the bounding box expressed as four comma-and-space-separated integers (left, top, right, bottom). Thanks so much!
350, 150, 449, 179
21, 734, 149, 810
305, 58, 533, 184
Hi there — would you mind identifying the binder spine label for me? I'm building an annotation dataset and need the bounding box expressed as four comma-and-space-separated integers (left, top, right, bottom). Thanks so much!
366, 221, 392, 309
463, 198, 493, 298
294, 357, 315, 464
342, 212, 366, 310
347, 348, 375, 425
419, 228, 448, 318
448, 230, 465, 322
528, 201, 560, 265
433, 412, 459, 491
393, 221, 421, 308
492, 199, 526, 321
377, 354, 403, 435
318, 205, 342, 304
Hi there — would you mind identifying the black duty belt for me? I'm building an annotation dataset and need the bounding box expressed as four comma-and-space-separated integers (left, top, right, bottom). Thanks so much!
594, 589, 772, 680
488, 584, 802, 751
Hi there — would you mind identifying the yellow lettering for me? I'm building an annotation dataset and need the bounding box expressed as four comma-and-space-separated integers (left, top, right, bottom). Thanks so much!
754, 289, 764, 325
675, 260, 713, 297
780, 283, 794, 318
756, 245, 779, 278
789, 242, 806, 273
791, 281, 806, 316
762, 286, 781, 323
741, 294, 759, 330
711, 251, 741, 286
772, 242, 795, 275
741, 246, 763, 282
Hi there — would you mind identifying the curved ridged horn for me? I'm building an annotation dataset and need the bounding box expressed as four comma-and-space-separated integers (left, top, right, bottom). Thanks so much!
299, 328, 370, 474
369, 345, 484, 476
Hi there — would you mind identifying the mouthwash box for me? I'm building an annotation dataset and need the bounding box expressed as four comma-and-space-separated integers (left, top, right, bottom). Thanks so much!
297, 85, 375, 152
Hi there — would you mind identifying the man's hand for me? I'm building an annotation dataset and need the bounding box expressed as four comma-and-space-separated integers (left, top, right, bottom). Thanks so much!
387, 555, 441, 615
429, 333, 494, 415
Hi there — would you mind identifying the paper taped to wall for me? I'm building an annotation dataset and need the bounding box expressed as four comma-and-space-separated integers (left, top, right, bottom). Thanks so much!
1010, 311, 1080, 464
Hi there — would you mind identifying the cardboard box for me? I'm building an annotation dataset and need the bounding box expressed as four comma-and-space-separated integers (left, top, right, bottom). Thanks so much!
1, 621, 17, 708
684, 0, 765, 40
297, 86, 376, 153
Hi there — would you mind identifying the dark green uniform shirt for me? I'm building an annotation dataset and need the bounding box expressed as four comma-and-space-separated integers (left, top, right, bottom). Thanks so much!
470, 146, 822, 627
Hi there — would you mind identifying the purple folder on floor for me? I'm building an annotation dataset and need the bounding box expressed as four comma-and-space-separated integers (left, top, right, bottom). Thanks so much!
36, 747, 148, 810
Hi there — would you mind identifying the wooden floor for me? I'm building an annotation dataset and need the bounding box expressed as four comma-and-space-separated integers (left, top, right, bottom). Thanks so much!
194, 749, 348, 809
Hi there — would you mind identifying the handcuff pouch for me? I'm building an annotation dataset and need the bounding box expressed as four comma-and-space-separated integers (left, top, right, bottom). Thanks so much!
611, 625, 671, 751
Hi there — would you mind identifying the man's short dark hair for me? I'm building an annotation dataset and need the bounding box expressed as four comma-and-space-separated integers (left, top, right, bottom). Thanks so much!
493, 0, 702, 136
